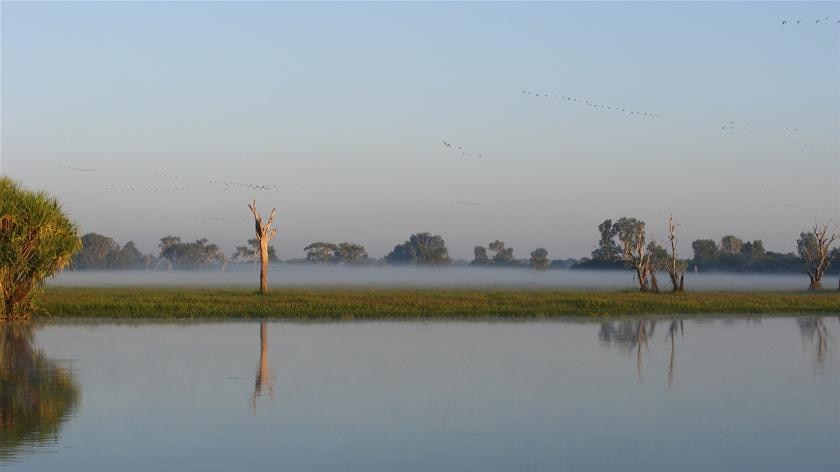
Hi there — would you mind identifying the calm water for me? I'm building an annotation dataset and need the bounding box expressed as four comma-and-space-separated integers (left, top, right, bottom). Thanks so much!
2, 318, 838, 471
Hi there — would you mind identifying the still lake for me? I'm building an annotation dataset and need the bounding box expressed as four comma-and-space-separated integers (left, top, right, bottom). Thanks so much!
2, 318, 838, 471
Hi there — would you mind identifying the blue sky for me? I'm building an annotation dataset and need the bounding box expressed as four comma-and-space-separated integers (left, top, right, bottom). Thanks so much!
2, 1, 839, 259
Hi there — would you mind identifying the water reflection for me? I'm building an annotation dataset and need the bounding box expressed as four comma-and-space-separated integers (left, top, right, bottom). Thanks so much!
797, 317, 833, 371
600, 317, 836, 386
250, 321, 275, 412
0, 323, 79, 462
666, 320, 684, 388
598, 320, 656, 383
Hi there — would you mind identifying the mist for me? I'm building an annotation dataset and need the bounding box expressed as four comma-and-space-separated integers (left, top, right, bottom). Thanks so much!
47, 266, 817, 291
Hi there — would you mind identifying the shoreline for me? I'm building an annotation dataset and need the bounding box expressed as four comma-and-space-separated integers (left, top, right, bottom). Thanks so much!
34, 287, 840, 319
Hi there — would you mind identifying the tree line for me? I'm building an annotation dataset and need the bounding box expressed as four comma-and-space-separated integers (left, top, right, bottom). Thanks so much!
70, 220, 839, 281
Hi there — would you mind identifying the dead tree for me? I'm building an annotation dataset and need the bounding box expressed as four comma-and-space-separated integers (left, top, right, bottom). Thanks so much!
247, 200, 278, 294
666, 215, 685, 292
796, 222, 838, 290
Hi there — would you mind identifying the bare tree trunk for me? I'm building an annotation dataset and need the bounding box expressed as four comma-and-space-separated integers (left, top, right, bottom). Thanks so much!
259, 238, 269, 294
248, 200, 278, 295
650, 270, 660, 294
666, 215, 684, 292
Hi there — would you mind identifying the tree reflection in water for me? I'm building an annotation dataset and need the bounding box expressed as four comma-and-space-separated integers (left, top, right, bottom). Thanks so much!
250, 321, 275, 413
665, 320, 684, 389
0, 323, 79, 462
797, 317, 836, 371
599, 320, 656, 384
601, 317, 837, 387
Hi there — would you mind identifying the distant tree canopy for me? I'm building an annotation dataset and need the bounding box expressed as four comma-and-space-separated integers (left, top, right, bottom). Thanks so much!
574, 217, 807, 274
386, 233, 449, 266
690, 236, 799, 273
530, 248, 550, 271
304, 242, 338, 262
336, 242, 368, 264
158, 236, 225, 270
302, 242, 368, 264
72, 233, 146, 270
472, 240, 518, 267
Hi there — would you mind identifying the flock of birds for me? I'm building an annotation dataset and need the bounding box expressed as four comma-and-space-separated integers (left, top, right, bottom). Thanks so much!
105, 185, 191, 192
208, 180, 279, 191
780, 17, 840, 25
59, 165, 94, 173
521, 89, 662, 119
442, 140, 484, 158
714, 124, 836, 151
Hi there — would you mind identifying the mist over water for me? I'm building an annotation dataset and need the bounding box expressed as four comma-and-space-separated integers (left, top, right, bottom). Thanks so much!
47, 266, 818, 291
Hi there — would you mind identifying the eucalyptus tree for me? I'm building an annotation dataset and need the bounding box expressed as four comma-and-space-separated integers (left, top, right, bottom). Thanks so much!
796, 222, 838, 290
691, 239, 719, 270
304, 242, 338, 262
73, 233, 118, 269
720, 235, 744, 254
336, 242, 367, 264
613, 217, 653, 292
386, 233, 449, 266
471, 246, 490, 266
0, 177, 81, 319
592, 219, 620, 262
529, 248, 550, 271
488, 240, 515, 266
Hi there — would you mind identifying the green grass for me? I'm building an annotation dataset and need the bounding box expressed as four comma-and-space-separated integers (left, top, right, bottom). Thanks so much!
33, 287, 840, 320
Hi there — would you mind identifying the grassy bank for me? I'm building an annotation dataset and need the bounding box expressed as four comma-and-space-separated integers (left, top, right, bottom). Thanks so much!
34, 287, 840, 319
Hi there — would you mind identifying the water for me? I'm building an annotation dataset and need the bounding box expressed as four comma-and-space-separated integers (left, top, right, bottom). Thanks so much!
2, 318, 838, 471
48, 266, 821, 291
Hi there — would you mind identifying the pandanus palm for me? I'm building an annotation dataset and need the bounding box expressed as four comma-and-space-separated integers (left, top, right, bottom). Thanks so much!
0, 177, 81, 320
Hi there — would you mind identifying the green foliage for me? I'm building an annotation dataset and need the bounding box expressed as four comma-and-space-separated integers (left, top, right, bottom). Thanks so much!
489, 240, 516, 266
691, 236, 800, 273
471, 246, 490, 266
0, 177, 81, 319
592, 219, 620, 262
720, 235, 744, 254
304, 242, 338, 262
573, 218, 632, 270
72, 233, 146, 269
530, 248, 550, 271
37, 287, 840, 319
302, 241, 367, 264
386, 233, 449, 266
336, 242, 367, 264
472, 241, 518, 267
158, 236, 224, 269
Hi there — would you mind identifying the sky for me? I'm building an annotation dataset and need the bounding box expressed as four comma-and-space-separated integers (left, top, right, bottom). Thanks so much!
2, 1, 839, 260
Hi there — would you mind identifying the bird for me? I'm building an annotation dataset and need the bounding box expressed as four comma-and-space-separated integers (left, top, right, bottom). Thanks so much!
443, 140, 451, 147
782, 20, 787, 25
